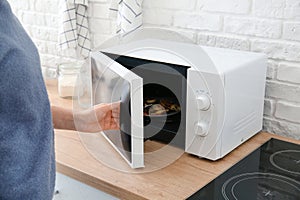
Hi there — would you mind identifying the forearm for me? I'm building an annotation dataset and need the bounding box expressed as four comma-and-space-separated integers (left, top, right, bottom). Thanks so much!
51, 105, 76, 130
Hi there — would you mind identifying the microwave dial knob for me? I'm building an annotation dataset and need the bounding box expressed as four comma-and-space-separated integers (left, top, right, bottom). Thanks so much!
196, 94, 211, 111
195, 122, 209, 137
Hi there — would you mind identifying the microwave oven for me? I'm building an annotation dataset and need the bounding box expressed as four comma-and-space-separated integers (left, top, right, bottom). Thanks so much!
86, 39, 267, 169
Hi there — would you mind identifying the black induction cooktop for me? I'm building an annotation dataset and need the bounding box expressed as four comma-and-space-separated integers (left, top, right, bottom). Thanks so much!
187, 138, 300, 200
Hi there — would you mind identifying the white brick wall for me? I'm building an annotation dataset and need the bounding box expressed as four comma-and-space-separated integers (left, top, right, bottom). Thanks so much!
224, 17, 282, 38
277, 63, 300, 84
283, 22, 300, 41
7, 0, 300, 139
264, 99, 275, 117
143, 0, 197, 10
254, 0, 285, 18
143, 9, 173, 26
197, 33, 250, 50
197, 0, 251, 14
266, 81, 300, 103
285, 0, 300, 19
252, 40, 300, 62
173, 13, 222, 31
275, 101, 300, 123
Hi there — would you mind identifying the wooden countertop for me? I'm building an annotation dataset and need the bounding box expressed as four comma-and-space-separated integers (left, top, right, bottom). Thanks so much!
46, 80, 300, 200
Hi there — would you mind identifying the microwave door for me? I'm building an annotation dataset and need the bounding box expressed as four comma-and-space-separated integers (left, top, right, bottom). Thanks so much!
90, 52, 144, 169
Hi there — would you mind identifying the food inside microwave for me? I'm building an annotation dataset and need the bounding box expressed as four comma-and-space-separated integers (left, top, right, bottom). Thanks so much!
144, 98, 181, 116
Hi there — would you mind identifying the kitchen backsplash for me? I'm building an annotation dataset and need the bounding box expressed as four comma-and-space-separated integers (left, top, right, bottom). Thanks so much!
7, 0, 300, 139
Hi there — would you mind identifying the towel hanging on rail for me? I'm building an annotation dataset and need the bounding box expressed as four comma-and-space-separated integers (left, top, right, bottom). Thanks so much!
110, 0, 144, 36
59, 0, 91, 58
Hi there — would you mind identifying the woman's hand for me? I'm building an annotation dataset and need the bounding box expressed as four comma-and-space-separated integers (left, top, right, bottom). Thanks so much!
52, 102, 120, 133
74, 102, 120, 133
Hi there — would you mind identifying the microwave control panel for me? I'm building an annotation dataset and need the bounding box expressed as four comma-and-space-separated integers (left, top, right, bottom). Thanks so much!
185, 68, 224, 160
196, 92, 211, 111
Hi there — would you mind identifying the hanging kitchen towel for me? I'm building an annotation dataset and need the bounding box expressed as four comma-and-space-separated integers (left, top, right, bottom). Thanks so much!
59, 0, 91, 58
109, 0, 144, 36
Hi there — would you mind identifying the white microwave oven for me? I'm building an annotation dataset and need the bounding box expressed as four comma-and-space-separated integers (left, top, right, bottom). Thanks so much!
86, 39, 267, 169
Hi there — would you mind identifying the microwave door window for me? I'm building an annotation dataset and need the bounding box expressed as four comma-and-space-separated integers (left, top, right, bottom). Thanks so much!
92, 65, 132, 162
90, 54, 144, 168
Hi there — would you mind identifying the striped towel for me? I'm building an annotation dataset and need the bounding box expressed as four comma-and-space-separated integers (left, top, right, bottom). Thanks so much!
59, 0, 91, 58
110, 0, 144, 36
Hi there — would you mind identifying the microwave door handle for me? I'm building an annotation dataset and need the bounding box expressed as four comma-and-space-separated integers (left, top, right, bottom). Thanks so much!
120, 82, 132, 152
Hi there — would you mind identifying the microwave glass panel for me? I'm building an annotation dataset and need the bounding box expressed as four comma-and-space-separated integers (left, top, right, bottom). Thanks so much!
91, 52, 144, 168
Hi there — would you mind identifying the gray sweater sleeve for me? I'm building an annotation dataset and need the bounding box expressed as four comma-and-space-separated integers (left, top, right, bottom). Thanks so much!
0, 1, 55, 199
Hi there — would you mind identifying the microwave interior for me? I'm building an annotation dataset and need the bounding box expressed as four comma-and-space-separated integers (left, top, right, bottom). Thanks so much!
91, 52, 189, 166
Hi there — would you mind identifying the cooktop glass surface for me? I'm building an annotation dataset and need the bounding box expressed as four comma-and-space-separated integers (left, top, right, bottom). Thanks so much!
187, 138, 300, 200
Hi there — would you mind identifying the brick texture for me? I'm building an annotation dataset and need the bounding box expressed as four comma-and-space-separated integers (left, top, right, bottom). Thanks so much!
285, 0, 300, 19
277, 63, 300, 84
197, 33, 250, 50
174, 12, 221, 31
254, 0, 285, 18
224, 17, 282, 38
266, 81, 300, 103
283, 22, 300, 41
198, 0, 251, 14
143, 0, 197, 10
251, 40, 300, 62
264, 99, 275, 117
7, 0, 300, 139
275, 101, 300, 123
